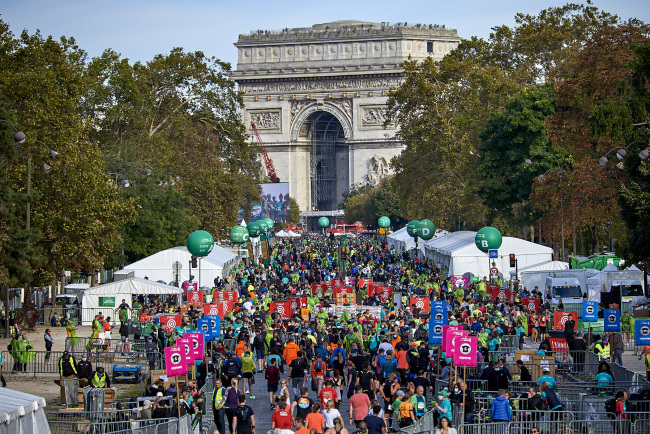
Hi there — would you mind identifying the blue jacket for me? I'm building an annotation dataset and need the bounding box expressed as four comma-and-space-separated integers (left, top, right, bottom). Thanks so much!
490, 396, 512, 422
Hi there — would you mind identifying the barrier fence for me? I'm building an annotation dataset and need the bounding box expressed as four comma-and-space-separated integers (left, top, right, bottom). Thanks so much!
2, 349, 163, 377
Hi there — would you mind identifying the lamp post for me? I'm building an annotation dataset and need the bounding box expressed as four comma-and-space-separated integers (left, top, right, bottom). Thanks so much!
525, 152, 566, 261
1, 120, 58, 335
598, 141, 650, 167
108, 167, 152, 266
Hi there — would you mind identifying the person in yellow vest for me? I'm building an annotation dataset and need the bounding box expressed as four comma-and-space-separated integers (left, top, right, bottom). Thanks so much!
594, 340, 610, 361
91, 366, 111, 388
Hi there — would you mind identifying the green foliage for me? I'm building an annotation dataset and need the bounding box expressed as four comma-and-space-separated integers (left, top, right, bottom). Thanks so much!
288, 197, 300, 224
342, 178, 406, 229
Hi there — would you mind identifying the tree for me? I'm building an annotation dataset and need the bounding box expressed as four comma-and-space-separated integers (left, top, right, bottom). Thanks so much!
342, 178, 407, 228
288, 197, 300, 224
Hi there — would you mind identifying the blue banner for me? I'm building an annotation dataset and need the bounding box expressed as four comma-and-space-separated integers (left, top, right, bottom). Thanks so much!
205, 315, 221, 339
431, 301, 448, 324
604, 309, 621, 332
197, 318, 212, 342
635, 320, 650, 346
582, 301, 598, 322
429, 317, 444, 345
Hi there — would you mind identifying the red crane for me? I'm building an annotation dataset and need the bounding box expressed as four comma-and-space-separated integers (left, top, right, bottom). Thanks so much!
251, 123, 279, 183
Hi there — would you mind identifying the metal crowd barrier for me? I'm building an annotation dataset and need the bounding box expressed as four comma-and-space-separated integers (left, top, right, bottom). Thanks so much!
66, 336, 149, 353
2, 349, 163, 377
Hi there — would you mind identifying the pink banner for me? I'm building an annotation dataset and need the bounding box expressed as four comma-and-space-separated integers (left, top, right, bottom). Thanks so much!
453, 336, 477, 367
442, 325, 463, 353
446, 329, 468, 358
164, 346, 187, 377
176, 337, 194, 365
184, 332, 204, 360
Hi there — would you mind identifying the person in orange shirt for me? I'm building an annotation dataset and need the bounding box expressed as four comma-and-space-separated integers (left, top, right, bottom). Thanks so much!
284, 338, 300, 366
294, 417, 311, 434
301, 304, 310, 321
305, 403, 325, 434
139, 311, 150, 323
391, 334, 402, 352
396, 344, 408, 385
236, 338, 249, 359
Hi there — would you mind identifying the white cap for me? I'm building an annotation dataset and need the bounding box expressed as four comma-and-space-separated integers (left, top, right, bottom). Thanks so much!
543, 367, 550, 372
159, 376, 168, 382
156, 392, 163, 397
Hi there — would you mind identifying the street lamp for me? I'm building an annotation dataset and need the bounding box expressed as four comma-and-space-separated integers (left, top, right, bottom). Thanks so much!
1, 120, 58, 336
599, 141, 650, 166
525, 151, 566, 261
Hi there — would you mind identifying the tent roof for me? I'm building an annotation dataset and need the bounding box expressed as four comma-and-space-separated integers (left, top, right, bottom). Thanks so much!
206, 245, 239, 268
627, 265, 642, 271
0, 388, 46, 425
602, 263, 619, 272
123, 245, 237, 271
425, 231, 553, 257
387, 226, 411, 241
509, 261, 569, 276
84, 278, 182, 296
276, 230, 289, 237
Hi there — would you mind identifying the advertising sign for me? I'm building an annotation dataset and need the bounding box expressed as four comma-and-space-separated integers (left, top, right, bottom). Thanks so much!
604, 309, 621, 332
289, 297, 309, 312
160, 314, 182, 332
521, 298, 540, 314
553, 311, 578, 331
197, 318, 211, 342
176, 337, 193, 365
582, 301, 598, 322
445, 329, 468, 357
409, 297, 431, 313
635, 320, 650, 346
185, 332, 204, 360
431, 301, 448, 324
203, 301, 232, 318
454, 336, 477, 367
164, 346, 187, 377
188, 290, 203, 307
99, 297, 115, 307
213, 290, 239, 303
205, 315, 221, 339
429, 318, 444, 345
270, 301, 292, 319
251, 182, 291, 223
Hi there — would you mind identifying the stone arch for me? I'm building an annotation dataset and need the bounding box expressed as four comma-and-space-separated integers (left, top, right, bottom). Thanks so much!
290, 103, 352, 142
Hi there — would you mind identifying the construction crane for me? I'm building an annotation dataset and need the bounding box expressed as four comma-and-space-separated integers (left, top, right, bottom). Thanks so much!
251, 123, 279, 183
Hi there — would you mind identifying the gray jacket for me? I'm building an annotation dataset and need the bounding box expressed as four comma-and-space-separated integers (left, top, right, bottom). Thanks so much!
611, 332, 624, 351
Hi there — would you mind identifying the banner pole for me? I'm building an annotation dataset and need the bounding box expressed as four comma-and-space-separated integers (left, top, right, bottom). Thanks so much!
176, 376, 181, 419
462, 366, 466, 425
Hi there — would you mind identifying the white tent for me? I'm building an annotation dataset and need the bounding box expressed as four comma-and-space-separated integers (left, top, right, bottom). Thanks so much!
0, 388, 50, 434
117, 245, 240, 285
424, 231, 553, 277
81, 278, 182, 325
275, 230, 289, 237
509, 260, 570, 280
287, 230, 301, 238
602, 263, 619, 272
387, 227, 419, 254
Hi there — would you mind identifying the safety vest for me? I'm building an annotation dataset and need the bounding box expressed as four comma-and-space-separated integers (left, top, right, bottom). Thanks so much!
595, 344, 610, 361
59, 357, 77, 376
213, 386, 227, 410
92, 372, 107, 388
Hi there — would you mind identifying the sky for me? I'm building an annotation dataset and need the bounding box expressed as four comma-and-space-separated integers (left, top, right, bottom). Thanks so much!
2, 0, 649, 68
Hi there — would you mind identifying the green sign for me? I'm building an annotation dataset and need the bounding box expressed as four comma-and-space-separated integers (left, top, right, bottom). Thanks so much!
187, 230, 215, 256
99, 297, 115, 307
406, 220, 420, 237
318, 217, 330, 228
475, 226, 503, 253
417, 219, 436, 240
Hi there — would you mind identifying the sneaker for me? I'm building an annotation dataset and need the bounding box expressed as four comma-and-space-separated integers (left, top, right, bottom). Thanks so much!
250, 395, 256, 399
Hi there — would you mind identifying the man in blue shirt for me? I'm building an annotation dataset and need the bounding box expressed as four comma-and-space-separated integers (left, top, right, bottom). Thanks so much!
536, 367, 556, 389
363, 405, 386, 434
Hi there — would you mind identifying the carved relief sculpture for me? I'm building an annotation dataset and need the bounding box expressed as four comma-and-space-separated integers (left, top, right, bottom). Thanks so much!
364, 155, 390, 185
249, 110, 281, 130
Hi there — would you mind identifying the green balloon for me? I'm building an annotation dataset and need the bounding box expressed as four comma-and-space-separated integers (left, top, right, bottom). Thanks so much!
406, 220, 420, 237
318, 217, 330, 228
475, 226, 503, 252
264, 218, 274, 229
186, 230, 214, 256
417, 219, 436, 240
230, 226, 250, 244
378, 216, 391, 228
247, 222, 262, 237
257, 220, 268, 232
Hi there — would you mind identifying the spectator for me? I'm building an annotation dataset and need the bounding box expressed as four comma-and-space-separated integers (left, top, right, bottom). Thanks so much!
536, 367, 555, 389
456, 380, 475, 425
152, 392, 169, 419
434, 417, 456, 434
490, 389, 511, 423
615, 391, 628, 420
232, 395, 255, 434
145, 337, 158, 371
515, 360, 532, 383
140, 399, 153, 419
44, 329, 54, 364
363, 405, 386, 434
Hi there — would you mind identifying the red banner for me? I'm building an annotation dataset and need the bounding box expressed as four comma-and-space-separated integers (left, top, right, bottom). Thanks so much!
203, 300, 232, 318
521, 298, 540, 314
549, 338, 569, 352
490, 287, 511, 303
213, 290, 239, 303
553, 311, 578, 331
270, 301, 292, 319
370, 284, 393, 302
188, 290, 204, 307
333, 286, 354, 298
357, 279, 373, 289
409, 297, 431, 313
289, 296, 309, 312
311, 283, 328, 296
160, 314, 182, 331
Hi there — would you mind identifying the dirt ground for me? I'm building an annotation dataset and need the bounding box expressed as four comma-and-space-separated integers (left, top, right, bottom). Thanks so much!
0, 323, 142, 409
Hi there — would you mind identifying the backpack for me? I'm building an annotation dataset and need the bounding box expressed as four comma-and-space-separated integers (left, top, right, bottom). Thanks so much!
236, 405, 250, 422
605, 399, 616, 419
225, 360, 238, 377
314, 360, 324, 373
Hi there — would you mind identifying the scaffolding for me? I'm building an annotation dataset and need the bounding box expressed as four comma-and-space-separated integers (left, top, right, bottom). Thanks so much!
308, 112, 344, 211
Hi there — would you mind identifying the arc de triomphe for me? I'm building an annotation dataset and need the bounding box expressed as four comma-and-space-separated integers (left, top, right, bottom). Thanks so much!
232, 20, 460, 213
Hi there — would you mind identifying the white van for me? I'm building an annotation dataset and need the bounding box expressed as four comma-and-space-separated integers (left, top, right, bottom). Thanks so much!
544, 274, 584, 305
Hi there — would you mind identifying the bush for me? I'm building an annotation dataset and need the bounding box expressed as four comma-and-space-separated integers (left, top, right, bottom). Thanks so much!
15, 302, 39, 330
